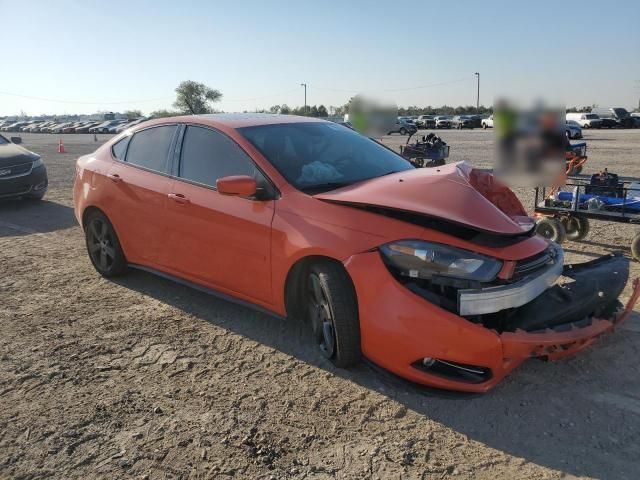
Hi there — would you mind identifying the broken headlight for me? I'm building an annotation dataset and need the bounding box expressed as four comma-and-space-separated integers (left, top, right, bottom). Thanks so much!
379, 240, 502, 282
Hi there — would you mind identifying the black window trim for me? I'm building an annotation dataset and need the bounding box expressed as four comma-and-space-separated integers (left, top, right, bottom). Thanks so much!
110, 123, 181, 178
172, 122, 280, 200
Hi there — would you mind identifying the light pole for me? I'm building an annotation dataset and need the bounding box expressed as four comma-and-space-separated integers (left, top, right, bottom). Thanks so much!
474, 73, 480, 112
300, 83, 307, 114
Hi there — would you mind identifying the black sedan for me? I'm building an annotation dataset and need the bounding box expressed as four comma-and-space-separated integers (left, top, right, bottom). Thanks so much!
0, 135, 47, 200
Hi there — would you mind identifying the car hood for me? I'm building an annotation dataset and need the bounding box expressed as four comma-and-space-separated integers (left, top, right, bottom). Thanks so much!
0, 142, 37, 166
314, 162, 534, 236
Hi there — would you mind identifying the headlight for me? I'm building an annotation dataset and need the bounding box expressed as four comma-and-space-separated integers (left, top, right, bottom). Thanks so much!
380, 240, 502, 283
32, 156, 44, 168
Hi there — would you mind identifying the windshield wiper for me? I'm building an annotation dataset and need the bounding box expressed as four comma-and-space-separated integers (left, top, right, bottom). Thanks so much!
299, 182, 352, 193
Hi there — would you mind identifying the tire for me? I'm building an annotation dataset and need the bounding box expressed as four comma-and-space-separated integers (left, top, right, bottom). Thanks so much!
566, 130, 572, 139
535, 217, 566, 244
563, 216, 589, 242
307, 262, 361, 367
632, 233, 640, 261
399, 127, 407, 135
84, 210, 128, 277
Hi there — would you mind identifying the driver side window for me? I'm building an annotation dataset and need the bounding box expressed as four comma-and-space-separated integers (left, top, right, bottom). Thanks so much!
179, 125, 266, 189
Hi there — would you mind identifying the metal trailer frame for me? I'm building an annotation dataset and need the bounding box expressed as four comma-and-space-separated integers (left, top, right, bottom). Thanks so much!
533, 175, 640, 258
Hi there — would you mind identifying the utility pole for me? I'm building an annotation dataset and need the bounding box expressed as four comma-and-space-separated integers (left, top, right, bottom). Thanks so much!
300, 83, 307, 114
474, 72, 480, 112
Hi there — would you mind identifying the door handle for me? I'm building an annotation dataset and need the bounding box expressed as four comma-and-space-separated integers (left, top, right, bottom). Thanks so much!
168, 193, 190, 204
107, 173, 122, 183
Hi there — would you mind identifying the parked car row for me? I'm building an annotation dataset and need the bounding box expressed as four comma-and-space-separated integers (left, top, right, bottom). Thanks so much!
0, 118, 148, 135
480, 114, 584, 139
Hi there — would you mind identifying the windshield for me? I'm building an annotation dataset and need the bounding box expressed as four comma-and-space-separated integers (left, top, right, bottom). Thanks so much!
584, 114, 598, 119
239, 122, 414, 192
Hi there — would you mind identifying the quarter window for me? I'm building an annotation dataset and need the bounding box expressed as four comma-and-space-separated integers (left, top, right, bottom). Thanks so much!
125, 125, 177, 173
111, 136, 130, 160
179, 125, 260, 188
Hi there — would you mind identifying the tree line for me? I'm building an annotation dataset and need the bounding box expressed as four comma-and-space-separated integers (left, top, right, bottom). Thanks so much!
147, 80, 605, 119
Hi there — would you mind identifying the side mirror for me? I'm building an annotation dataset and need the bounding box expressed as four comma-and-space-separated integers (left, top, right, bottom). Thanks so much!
10, 136, 22, 144
216, 175, 257, 197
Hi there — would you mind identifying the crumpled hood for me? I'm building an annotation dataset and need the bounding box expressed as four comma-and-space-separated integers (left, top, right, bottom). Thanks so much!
315, 162, 534, 236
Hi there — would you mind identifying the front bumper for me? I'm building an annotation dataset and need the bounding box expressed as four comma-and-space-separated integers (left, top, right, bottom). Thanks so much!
0, 164, 48, 199
459, 243, 563, 316
345, 250, 639, 393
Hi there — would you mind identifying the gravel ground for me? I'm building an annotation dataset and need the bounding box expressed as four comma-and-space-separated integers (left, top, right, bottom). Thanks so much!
1, 130, 639, 480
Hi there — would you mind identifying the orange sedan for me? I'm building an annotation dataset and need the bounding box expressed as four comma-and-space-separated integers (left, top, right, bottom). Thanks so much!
73, 114, 639, 392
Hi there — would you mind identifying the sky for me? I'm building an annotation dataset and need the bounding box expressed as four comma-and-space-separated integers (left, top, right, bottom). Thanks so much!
1, 0, 639, 116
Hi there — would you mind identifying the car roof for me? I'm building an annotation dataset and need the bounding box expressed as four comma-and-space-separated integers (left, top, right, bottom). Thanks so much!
172, 113, 327, 129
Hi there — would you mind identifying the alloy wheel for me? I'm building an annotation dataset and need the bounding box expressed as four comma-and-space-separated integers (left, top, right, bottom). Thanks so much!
87, 218, 116, 272
308, 273, 336, 359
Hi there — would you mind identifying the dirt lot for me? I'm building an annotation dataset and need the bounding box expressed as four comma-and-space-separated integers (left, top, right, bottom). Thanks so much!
1, 129, 640, 480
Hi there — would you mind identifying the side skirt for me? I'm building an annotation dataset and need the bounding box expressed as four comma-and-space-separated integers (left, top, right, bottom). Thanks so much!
128, 264, 286, 321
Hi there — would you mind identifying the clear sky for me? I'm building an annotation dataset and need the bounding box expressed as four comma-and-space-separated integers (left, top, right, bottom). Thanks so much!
1, 0, 639, 116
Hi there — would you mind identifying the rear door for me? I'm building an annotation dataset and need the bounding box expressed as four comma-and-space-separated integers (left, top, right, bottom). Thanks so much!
106, 124, 179, 267
164, 124, 275, 304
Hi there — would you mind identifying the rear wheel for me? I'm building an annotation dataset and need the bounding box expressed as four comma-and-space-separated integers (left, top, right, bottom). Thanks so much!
84, 211, 128, 277
399, 127, 407, 135
535, 217, 566, 244
307, 262, 361, 367
563, 216, 589, 241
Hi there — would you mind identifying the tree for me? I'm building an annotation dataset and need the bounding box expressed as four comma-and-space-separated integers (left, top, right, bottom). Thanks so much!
150, 109, 181, 118
173, 80, 222, 115
317, 105, 328, 117
124, 109, 143, 119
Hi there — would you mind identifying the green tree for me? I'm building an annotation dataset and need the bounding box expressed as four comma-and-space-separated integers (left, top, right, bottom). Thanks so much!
173, 80, 222, 115
317, 105, 328, 117
150, 109, 181, 118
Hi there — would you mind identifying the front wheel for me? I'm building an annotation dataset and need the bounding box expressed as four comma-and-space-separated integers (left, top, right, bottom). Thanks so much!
84, 210, 128, 277
399, 127, 407, 135
307, 262, 361, 367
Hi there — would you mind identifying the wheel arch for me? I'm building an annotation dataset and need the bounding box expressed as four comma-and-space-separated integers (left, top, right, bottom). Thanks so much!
283, 254, 358, 321
81, 205, 106, 230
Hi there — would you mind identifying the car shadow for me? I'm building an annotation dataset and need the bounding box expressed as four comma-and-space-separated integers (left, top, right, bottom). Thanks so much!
113, 268, 640, 479
0, 199, 77, 237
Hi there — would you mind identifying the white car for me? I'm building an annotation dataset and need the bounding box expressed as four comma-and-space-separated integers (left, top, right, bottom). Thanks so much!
565, 121, 583, 139
566, 112, 602, 129
481, 115, 494, 129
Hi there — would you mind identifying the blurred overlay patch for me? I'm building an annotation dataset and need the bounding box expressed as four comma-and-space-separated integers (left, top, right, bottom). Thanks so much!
493, 99, 565, 187
348, 95, 397, 138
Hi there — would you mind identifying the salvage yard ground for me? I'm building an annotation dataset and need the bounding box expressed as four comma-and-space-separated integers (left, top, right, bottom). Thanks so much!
1, 130, 640, 479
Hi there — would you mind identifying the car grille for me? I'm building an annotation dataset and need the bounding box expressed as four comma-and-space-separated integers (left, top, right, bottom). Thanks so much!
0, 162, 32, 179
513, 247, 556, 279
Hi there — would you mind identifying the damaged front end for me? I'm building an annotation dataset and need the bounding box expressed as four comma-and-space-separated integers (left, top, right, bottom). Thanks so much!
382, 239, 636, 337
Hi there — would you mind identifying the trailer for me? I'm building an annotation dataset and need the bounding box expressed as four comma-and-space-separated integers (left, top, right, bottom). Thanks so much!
533, 172, 640, 259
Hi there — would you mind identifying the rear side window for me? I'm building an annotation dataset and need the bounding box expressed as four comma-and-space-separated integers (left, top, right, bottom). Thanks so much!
125, 125, 177, 173
111, 136, 130, 160
179, 125, 258, 187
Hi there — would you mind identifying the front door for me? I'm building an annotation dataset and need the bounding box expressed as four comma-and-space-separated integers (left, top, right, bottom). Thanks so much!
164, 125, 275, 305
